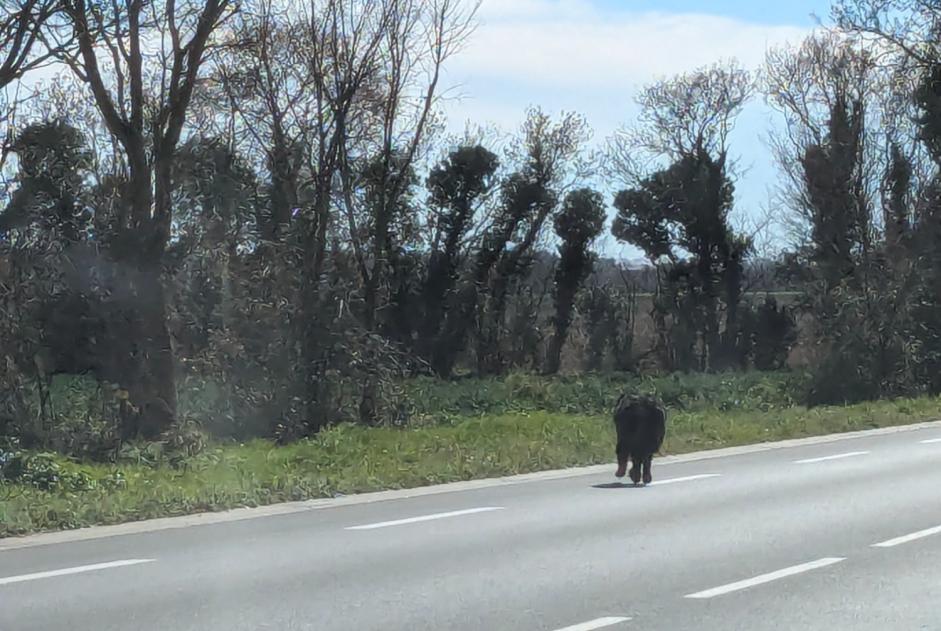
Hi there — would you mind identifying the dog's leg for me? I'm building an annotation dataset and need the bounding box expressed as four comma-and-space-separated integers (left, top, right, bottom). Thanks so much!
615, 447, 628, 478
629, 455, 642, 485
642, 455, 653, 485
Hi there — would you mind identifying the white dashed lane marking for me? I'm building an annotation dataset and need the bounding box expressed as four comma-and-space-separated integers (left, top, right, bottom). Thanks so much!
0, 559, 155, 586
794, 451, 869, 464
345, 507, 505, 530
873, 525, 941, 548
552, 617, 632, 631
685, 558, 845, 599
649, 474, 721, 486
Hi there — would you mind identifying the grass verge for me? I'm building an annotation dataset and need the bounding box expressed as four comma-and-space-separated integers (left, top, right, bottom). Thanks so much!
2, 392, 940, 538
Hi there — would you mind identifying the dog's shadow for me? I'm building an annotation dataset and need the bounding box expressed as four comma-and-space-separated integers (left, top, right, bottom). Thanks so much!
592, 482, 646, 489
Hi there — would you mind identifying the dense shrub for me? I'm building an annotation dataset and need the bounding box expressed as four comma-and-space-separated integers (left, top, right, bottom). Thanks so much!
405, 371, 801, 421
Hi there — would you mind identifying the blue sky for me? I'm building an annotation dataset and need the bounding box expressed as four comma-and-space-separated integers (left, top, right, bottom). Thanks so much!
604, 0, 828, 25
440, 0, 833, 259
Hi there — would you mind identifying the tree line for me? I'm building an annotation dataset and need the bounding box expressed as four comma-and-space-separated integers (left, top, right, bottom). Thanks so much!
1, 0, 940, 453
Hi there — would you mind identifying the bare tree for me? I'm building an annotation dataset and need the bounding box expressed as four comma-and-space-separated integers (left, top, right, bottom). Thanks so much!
1, 0, 60, 88
334, 0, 479, 421
606, 60, 753, 187
833, 0, 941, 67
1, 1, 64, 177
210, 0, 370, 242
349, 0, 480, 333
764, 33, 875, 252
45, 0, 238, 437
211, 0, 478, 424
763, 32, 926, 280
0, 1, 63, 431
834, 1, 941, 167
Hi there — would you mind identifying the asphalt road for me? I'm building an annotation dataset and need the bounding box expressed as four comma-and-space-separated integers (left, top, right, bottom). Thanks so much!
3, 423, 941, 631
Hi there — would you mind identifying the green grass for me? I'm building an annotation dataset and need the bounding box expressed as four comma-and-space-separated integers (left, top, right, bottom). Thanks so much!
405, 371, 804, 420
3, 381, 941, 538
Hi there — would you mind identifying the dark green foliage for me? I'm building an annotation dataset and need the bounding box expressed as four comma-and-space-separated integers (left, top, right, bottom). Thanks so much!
736, 297, 798, 371
172, 136, 259, 244
882, 143, 912, 256
422, 145, 499, 371
1, 121, 93, 241
475, 109, 589, 376
545, 188, 606, 374
801, 94, 868, 287
782, 8, 941, 406
804, 263, 923, 405
405, 371, 802, 419
506, 282, 547, 371
580, 282, 637, 372
915, 63, 941, 165
613, 150, 751, 371
1, 451, 94, 492
907, 178, 941, 395
475, 172, 557, 375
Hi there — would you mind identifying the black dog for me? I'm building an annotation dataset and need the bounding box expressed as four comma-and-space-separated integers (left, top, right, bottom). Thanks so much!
613, 394, 666, 485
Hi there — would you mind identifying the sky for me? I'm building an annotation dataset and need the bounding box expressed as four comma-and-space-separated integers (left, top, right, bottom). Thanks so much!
438, 0, 834, 260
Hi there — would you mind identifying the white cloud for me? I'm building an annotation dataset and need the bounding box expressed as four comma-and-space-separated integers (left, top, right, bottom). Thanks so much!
451, 1, 810, 89
474, 0, 598, 21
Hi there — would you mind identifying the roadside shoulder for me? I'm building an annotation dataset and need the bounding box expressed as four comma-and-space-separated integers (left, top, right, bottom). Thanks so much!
3, 419, 939, 551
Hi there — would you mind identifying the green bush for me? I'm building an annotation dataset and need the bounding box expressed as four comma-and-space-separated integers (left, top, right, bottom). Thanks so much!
405, 371, 800, 420
0, 451, 94, 492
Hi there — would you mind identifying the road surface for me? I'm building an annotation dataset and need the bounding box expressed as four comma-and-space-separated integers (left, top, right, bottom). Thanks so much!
3, 423, 941, 631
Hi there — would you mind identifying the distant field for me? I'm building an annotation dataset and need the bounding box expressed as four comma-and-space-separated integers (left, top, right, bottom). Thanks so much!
560, 290, 811, 372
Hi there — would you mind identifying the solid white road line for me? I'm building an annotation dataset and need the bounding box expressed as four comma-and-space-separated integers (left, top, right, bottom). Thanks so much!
0, 559, 155, 586
920, 438, 941, 444
553, 617, 632, 631
649, 474, 721, 486
794, 451, 869, 464
345, 507, 504, 530
684, 558, 845, 600
872, 525, 941, 548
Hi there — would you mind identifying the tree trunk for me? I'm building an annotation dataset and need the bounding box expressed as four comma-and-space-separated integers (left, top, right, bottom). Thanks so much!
430, 284, 476, 377
116, 265, 177, 440
545, 287, 576, 375
299, 193, 333, 433
544, 332, 565, 376
101, 147, 178, 440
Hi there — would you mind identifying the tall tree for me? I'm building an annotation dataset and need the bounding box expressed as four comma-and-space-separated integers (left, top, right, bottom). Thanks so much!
835, 1, 941, 392
800, 93, 868, 287
347, 0, 480, 335
544, 188, 605, 375
429, 109, 589, 377
0, 120, 100, 438
420, 144, 499, 369
474, 108, 591, 376
608, 61, 753, 371
764, 33, 878, 287
47, 0, 238, 437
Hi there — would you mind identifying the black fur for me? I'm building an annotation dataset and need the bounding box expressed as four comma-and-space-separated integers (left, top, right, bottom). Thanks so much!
613, 394, 666, 485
